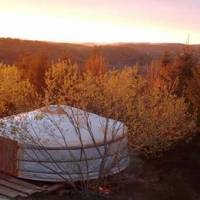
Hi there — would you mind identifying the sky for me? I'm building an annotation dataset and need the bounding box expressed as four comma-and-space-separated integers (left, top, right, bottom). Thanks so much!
0, 0, 199, 44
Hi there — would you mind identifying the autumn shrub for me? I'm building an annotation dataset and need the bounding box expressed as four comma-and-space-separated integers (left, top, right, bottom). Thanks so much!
127, 88, 196, 157
84, 54, 108, 76
45, 61, 82, 106
97, 67, 196, 157
92, 67, 146, 120
45, 61, 197, 156
186, 65, 200, 126
0, 64, 39, 117
147, 50, 200, 129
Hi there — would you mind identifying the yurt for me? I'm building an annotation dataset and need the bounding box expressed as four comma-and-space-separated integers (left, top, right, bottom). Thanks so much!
0, 105, 129, 182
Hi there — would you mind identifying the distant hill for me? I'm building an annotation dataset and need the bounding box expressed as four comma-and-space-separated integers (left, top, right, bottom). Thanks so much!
0, 37, 200, 68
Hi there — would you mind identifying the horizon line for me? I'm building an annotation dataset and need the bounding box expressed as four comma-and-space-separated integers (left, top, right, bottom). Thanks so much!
1, 36, 199, 46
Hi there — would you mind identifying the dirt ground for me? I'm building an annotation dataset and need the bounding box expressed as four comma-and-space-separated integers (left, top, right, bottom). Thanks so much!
22, 134, 200, 200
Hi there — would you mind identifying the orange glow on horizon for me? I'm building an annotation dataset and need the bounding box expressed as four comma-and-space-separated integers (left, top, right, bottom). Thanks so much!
0, 0, 199, 44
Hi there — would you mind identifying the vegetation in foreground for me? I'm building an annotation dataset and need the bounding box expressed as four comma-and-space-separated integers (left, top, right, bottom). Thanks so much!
0, 47, 199, 156
0, 43, 200, 199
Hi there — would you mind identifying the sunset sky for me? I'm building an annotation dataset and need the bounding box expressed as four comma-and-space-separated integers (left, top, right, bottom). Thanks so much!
0, 0, 199, 44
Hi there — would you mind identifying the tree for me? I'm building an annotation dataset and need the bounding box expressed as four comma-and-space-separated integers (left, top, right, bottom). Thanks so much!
150, 49, 198, 97
84, 48, 107, 76
172, 49, 197, 96
187, 64, 200, 109
0, 64, 39, 117
45, 60, 81, 106
16, 52, 48, 93
186, 64, 200, 126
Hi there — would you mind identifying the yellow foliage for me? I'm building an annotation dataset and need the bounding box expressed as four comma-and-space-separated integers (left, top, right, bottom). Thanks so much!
186, 65, 200, 110
84, 55, 107, 76
45, 61, 82, 106
44, 61, 197, 156
0, 56, 198, 156
0, 64, 39, 117
128, 88, 196, 156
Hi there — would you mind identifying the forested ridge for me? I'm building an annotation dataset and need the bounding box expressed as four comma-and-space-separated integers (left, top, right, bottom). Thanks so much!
1, 37, 200, 66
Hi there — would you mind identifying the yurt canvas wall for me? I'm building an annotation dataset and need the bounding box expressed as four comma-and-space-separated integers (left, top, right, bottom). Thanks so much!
0, 105, 130, 182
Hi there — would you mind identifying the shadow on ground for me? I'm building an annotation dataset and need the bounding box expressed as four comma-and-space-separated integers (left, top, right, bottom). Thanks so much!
23, 134, 200, 200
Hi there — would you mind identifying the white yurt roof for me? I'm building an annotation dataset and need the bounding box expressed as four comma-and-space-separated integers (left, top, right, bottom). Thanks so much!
0, 105, 126, 148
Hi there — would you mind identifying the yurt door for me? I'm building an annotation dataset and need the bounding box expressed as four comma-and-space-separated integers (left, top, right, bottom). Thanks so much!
0, 137, 18, 176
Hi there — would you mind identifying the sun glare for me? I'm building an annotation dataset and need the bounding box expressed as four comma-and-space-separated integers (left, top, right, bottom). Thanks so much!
0, 0, 199, 44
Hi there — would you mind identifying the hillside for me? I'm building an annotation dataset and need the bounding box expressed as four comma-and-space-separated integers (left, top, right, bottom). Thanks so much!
1, 37, 199, 68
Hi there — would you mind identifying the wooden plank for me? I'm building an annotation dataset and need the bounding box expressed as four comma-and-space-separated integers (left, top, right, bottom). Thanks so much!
0, 179, 37, 195
0, 173, 42, 190
0, 185, 27, 198
0, 173, 45, 198
0, 195, 10, 200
